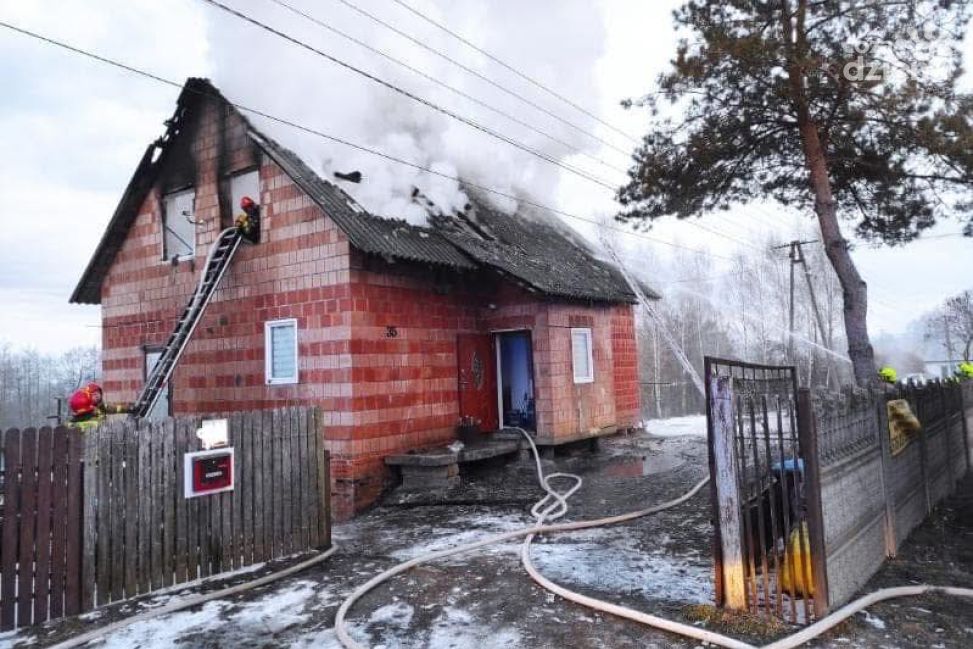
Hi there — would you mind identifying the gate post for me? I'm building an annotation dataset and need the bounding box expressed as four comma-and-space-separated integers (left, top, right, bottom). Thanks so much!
706, 369, 747, 610
796, 388, 830, 618
875, 390, 899, 557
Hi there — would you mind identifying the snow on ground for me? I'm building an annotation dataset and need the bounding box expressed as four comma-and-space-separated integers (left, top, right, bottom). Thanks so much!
383, 512, 533, 562
97, 601, 228, 649
641, 415, 707, 438
530, 527, 713, 605
426, 607, 522, 648
228, 580, 318, 633
0, 630, 33, 647
859, 611, 887, 630
88, 579, 325, 648
367, 601, 415, 627
288, 601, 519, 649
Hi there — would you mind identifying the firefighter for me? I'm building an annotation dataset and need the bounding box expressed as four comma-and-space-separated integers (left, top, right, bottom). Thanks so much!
878, 366, 898, 385
958, 361, 973, 380
68, 382, 132, 431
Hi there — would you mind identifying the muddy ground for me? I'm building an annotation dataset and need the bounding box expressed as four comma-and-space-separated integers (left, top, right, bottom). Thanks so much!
4, 417, 972, 648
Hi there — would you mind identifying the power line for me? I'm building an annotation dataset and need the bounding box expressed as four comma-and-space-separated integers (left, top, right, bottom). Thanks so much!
685, 219, 765, 252
265, 0, 629, 177
916, 231, 969, 240
0, 20, 731, 263
388, 0, 639, 145
328, 0, 634, 157
201, 0, 618, 191
666, 270, 748, 284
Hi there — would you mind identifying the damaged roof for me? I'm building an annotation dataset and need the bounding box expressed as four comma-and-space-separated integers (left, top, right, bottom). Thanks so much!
71, 78, 655, 306
433, 204, 653, 303
250, 130, 476, 271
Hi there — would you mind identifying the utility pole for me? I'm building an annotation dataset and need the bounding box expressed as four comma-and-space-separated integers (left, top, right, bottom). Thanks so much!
774, 239, 831, 381
789, 245, 796, 360
795, 242, 830, 353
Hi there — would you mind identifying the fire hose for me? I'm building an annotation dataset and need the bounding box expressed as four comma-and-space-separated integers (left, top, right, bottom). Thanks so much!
335, 428, 973, 649
47, 427, 971, 648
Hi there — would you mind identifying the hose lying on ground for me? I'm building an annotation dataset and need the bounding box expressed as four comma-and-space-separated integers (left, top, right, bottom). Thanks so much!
336, 428, 973, 649
49, 546, 337, 649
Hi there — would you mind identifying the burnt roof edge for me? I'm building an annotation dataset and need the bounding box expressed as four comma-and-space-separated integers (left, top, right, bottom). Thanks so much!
69, 77, 216, 305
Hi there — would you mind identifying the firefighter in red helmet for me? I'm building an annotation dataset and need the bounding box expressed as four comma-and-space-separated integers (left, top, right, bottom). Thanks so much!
68, 382, 132, 430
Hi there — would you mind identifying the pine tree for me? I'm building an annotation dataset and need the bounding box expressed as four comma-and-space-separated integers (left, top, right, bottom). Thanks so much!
619, 0, 973, 384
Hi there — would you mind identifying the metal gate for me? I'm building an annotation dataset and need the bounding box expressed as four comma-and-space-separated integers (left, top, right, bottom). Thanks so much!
704, 358, 828, 624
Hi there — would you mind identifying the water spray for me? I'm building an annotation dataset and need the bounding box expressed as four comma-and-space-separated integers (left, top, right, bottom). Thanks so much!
597, 233, 705, 397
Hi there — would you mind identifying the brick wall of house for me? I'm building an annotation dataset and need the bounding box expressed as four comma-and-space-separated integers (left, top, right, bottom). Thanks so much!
100, 96, 357, 517
329, 258, 482, 514
97, 94, 641, 520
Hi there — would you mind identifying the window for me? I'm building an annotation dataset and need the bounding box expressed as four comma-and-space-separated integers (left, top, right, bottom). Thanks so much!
162, 188, 196, 260
571, 328, 594, 384
144, 348, 171, 421
265, 319, 299, 385
230, 170, 260, 219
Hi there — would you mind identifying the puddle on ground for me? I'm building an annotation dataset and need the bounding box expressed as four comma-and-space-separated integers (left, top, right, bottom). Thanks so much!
594, 452, 685, 478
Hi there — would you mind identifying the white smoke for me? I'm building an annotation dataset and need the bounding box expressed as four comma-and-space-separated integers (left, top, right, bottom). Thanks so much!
202, 0, 611, 225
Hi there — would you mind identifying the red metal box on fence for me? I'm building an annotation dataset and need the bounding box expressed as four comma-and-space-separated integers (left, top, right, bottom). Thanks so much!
184, 448, 235, 497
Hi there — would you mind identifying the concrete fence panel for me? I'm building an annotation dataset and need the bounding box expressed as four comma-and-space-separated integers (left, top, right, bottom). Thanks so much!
814, 380, 969, 610
813, 392, 887, 609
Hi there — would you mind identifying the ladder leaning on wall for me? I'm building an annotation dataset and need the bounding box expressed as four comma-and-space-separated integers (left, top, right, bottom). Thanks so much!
131, 198, 260, 419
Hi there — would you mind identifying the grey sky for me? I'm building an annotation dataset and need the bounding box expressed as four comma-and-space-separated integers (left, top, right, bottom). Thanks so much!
0, 0, 970, 354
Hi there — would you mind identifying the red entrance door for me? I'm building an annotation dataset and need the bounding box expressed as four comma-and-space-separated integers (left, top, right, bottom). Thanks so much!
457, 334, 498, 430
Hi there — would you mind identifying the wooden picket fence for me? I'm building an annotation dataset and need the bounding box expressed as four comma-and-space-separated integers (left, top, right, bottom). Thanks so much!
0, 407, 331, 630
0, 427, 85, 630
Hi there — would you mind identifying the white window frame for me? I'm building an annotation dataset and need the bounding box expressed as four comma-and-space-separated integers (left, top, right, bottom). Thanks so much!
264, 318, 299, 385
162, 187, 197, 261
570, 327, 594, 384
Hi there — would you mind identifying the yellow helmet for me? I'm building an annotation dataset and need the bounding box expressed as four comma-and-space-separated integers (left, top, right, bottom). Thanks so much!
958, 361, 973, 379
878, 366, 898, 384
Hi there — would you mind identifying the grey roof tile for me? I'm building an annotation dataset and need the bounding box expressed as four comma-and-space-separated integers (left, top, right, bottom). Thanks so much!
433, 203, 654, 303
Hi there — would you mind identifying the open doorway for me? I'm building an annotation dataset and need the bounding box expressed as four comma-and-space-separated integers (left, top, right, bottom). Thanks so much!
496, 331, 536, 431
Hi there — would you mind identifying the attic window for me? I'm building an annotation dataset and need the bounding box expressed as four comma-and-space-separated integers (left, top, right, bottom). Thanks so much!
230, 170, 260, 220
162, 188, 196, 260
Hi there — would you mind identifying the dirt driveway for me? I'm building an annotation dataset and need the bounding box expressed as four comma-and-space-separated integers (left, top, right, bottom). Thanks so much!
6, 416, 972, 648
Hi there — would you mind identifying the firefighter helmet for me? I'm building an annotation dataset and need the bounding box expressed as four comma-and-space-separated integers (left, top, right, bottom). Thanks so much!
878, 366, 898, 384
958, 361, 973, 379
69, 386, 96, 417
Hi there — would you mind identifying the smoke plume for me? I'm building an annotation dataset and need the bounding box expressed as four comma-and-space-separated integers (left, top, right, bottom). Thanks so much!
203, 0, 610, 225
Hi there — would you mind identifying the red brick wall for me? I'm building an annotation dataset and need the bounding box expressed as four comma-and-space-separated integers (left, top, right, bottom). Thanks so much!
611, 305, 641, 428
327, 272, 641, 514
327, 259, 479, 514
97, 95, 641, 520
535, 304, 618, 442
100, 96, 358, 517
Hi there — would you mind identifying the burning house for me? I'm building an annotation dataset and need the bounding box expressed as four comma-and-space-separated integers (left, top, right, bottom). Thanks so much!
70, 79, 653, 519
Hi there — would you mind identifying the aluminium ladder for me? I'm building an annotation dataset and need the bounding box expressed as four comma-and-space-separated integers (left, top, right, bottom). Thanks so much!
132, 227, 244, 418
